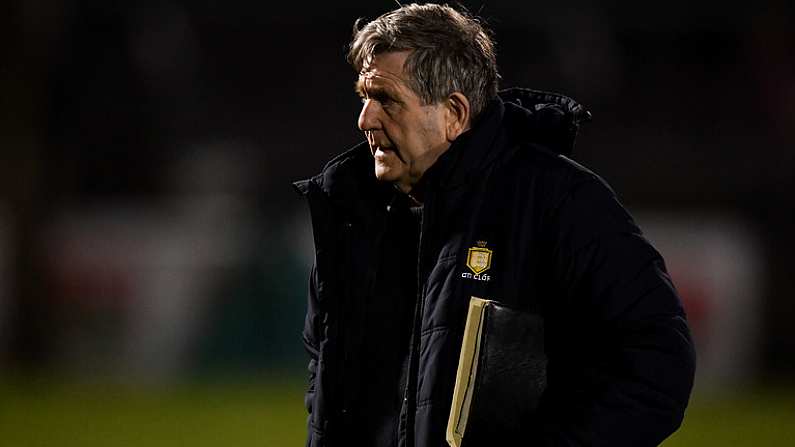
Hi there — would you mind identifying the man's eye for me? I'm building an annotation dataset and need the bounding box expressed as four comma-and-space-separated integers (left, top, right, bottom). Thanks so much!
359, 94, 395, 108
372, 93, 393, 105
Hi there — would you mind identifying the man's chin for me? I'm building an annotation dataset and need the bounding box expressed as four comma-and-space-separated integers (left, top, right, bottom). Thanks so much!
374, 163, 401, 183
374, 166, 394, 182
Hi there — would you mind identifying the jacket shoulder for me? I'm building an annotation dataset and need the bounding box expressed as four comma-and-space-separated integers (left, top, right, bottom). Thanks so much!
294, 141, 373, 198
503, 142, 614, 205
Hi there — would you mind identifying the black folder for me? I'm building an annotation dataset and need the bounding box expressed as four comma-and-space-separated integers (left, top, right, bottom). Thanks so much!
447, 297, 547, 447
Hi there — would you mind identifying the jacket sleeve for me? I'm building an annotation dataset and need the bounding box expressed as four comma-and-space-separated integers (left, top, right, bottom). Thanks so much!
539, 177, 696, 447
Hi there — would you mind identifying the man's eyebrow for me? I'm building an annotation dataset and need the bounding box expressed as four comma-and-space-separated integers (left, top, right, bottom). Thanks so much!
354, 79, 395, 100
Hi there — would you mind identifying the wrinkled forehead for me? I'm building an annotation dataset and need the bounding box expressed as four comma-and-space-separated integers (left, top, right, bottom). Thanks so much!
357, 51, 412, 89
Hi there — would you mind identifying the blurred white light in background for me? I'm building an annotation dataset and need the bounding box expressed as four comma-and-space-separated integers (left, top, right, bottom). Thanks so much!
637, 212, 763, 396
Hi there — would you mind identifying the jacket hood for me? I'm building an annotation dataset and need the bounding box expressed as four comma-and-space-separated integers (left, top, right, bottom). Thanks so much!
498, 88, 591, 156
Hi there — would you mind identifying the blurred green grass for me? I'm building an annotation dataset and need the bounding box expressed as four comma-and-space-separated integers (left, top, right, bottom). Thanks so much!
1, 377, 794, 446
662, 385, 795, 447
0, 375, 307, 447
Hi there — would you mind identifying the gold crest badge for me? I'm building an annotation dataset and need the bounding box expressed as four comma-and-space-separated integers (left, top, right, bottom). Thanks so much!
466, 241, 492, 274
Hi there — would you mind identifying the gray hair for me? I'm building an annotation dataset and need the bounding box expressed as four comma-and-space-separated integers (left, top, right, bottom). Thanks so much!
348, 3, 499, 121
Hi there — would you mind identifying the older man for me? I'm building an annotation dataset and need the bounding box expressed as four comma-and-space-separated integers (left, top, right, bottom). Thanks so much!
294, 4, 695, 447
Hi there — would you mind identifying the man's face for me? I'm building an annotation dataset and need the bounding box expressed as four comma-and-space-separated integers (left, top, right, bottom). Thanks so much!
356, 51, 450, 193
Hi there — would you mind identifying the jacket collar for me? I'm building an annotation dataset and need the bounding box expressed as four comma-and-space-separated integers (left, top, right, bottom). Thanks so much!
418, 96, 507, 191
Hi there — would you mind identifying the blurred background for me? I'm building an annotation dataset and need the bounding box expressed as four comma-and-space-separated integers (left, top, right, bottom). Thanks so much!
1, 0, 794, 445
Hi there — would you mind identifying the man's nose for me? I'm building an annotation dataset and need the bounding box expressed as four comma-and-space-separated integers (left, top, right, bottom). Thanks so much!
358, 99, 380, 132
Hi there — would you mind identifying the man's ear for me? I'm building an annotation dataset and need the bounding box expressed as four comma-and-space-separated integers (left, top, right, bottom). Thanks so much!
445, 92, 471, 141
